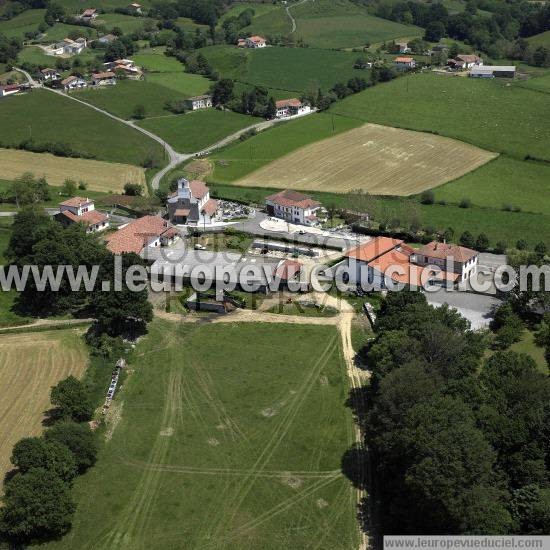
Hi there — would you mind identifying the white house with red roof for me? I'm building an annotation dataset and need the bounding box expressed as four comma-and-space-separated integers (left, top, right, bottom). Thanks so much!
56, 197, 109, 233
105, 215, 179, 255
275, 98, 311, 118
80, 8, 97, 21
244, 35, 266, 48
342, 237, 478, 290
265, 189, 321, 226
0, 84, 23, 97
393, 56, 416, 69
166, 178, 218, 226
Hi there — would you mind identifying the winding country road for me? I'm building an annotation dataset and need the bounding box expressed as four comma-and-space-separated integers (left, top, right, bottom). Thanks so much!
286, 0, 310, 33
14, 68, 310, 190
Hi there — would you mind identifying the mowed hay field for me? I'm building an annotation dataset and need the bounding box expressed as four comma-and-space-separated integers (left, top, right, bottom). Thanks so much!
49, 321, 358, 550
0, 329, 88, 479
237, 123, 497, 195
0, 149, 146, 193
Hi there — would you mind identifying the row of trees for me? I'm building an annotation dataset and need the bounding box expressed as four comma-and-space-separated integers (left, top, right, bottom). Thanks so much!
0, 378, 98, 543
351, 292, 550, 540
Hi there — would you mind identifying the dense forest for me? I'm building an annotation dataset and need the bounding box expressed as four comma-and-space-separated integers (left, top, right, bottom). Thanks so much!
352, 292, 550, 540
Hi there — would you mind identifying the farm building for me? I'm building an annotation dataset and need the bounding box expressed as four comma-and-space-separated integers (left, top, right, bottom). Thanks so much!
98, 34, 117, 44
394, 56, 416, 69
0, 84, 23, 97
240, 35, 266, 48
80, 8, 97, 21
390, 42, 410, 53
40, 68, 60, 81
275, 99, 311, 118
265, 189, 321, 226
60, 75, 87, 91
342, 237, 478, 289
105, 215, 179, 255
53, 37, 87, 56
470, 66, 516, 78
185, 94, 213, 110
128, 2, 142, 13
92, 71, 116, 86
55, 197, 109, 233
448, 54, 483, 70
167, 178, 218, 226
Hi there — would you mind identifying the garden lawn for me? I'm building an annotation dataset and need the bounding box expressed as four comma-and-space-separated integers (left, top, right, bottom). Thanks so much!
0, 9, 45, 39
290, 0, 422, 49
46, 321, 358, 550
75, 80, 187, 119
210, 112, 362, 182
433, 157, 550, 215
0, 90, 164, 166
330, 72, 550, 161
138, 109, 260, 153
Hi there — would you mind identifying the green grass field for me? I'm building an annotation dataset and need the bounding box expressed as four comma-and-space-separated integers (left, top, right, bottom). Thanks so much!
95, 13, 152, 34
511, 330, 548, 374
0, 90, 164, 165
131, 50, 185, 72
199, 44, 366, 93
76, 80, 189, 119
434, 157, 550, 215
290, 0, 422, 49
527, 29, 550, 48
0, 9, 45, 38
517, 72, 550, 94
138, 109, 260, 153
146, 71, 210, 96
47, 321, 358, 550
330, 72, 550, 161
210, 112, 361, 182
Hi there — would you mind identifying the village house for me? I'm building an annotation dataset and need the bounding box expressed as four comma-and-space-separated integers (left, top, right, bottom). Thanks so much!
239, 35, 266, 48
92, 71, 116, 86
393, 56, 416, 70
470, 65, 516, 79
128, 2, 142, 13
97, 33, 117, 44
53, 37, 87, 56
275, 98, 311, 118
40, 68, 60, 81
55, 197, 109, 233
448, 54, 483, 70
184, 94, 212, 110
80, 8, 97, 21
105, 215, 179, 255
103, 59, 142, 79
166, 178, 218, 225
0, 84, 23, 97
342, 236, 478, 289
60, 75, 87, 91
390, 41, 410, 53
265, 189, 321, 226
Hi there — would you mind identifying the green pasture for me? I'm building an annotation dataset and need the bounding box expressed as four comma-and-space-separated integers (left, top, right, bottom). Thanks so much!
146, 71, 210, 96
0, 9, 45, 39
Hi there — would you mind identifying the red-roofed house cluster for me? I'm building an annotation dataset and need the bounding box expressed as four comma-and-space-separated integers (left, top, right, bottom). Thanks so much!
55, 197, 109, 233
265, 189, 321, 226
343, 236, 479, 289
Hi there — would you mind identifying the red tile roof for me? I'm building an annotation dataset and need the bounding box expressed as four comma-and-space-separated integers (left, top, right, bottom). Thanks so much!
105, 215, 172, 254
248, 35, 266, 43
93, 71, 115, 79
265, 189, 320, 209
276, 98, 302, 109
201, 198, 218, 217
60, 209, 107, 226
275, 259, 302, 281
174, 208, 190, 217
418, 241, 478, 263
395, 56, 414, 63
456, 54, 481, 63
344, 237, 403, 263
189, 180, 208, 199
60, 196, 92, 208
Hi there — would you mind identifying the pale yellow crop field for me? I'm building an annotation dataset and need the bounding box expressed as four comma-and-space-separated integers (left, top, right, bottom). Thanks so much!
237, 123, 498, 195
0, 149, 146, 193
0, 329, 88, 479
